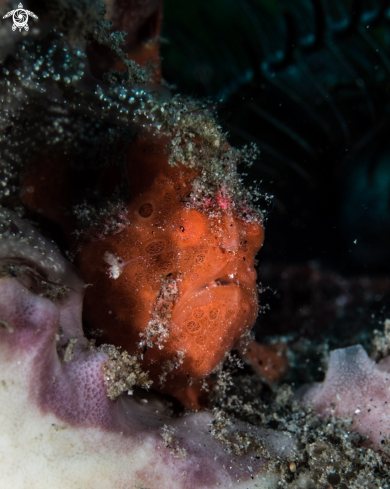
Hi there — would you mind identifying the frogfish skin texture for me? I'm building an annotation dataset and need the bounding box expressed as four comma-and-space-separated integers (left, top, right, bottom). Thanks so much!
77, 135, 264, 399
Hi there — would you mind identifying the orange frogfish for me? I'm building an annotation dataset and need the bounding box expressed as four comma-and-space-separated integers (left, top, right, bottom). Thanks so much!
75, 135, 264, 406
22, 133, 264, 407
19, 0, 264, 408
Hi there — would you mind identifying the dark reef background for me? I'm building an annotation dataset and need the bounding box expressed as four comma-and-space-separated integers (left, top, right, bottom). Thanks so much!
160, 0, 390, 383
162, 0, 390, 272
